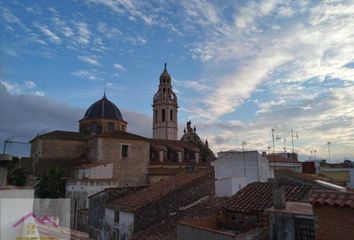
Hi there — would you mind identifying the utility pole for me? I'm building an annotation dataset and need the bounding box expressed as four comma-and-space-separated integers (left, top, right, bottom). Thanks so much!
327, 142, 331, 162
272, 129, 275, 157
314, 150, 317, 161
291, 129, 298, 160
271, 128, 276, 177
283, 138, 287, 153
241, 140, 247, 177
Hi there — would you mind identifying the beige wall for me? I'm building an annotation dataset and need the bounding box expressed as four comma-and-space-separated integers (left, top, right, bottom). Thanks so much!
153, 100, 178, 140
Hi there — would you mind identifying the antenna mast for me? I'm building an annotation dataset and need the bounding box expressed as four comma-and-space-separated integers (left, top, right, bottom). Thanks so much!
241, 140, 247, 177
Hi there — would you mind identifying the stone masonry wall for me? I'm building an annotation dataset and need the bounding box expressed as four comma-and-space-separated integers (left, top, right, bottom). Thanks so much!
31, 138, 87, 160
97, 138, 150, 186
134, 170, 215, 231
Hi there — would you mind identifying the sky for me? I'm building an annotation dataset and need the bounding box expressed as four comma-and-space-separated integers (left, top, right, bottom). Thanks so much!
1, 0, 354, 161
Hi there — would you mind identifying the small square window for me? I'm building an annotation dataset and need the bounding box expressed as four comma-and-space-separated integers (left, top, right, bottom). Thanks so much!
121, 145, 129, 158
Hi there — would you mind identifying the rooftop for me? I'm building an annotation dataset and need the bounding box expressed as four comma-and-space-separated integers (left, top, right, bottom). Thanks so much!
150, 139, 200, 152
309, 190, 354, 208
276, 169, 346, 188
100, 130, 148, 141
30, 130, 87, 142
106, 170, 211, 212
133, 196, 229, 240
223, 182, 311, 213
267, 201, 313, 216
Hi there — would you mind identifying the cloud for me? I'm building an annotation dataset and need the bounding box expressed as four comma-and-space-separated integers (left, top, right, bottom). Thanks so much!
76, 22, 90, 45
71, 69, 100, 81
34, 23, 61, 44
87, 0, 155, 25
78, 55, 100, 65
187, 0, 354, 120
113, 63, 125, 72
97, 22, 122, 38
24, 80, 36, 89
174, 79, 212, 92
0, 80, 41, 95
52, 16, 74, 37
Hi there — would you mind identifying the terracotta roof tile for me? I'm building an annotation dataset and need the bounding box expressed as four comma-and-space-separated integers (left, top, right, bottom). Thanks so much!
309, 190, 354, 208
133, 196, 229, 240
223, 182, 311, 213
107, 170, 211, 212
276, 169, 330, 182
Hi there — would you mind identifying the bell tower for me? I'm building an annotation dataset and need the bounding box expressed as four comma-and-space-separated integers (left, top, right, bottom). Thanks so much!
153, 63, 178, 140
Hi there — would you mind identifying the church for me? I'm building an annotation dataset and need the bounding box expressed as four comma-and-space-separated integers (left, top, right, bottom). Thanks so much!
30, 64, 215, 188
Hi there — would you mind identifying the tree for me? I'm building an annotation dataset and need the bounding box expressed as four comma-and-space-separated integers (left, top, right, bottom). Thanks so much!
35, 168, 66, 198
8, 167, 27, 186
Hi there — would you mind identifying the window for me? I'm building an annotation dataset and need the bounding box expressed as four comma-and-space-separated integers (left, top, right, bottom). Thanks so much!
90, 122, 97, 134
114, 211, 119, 223
121, 145, 129, 158
162, 109, 166, 122
170, 109, 173, 121
155, 110, 158, 122
121, 124, 125, 131
108, 122, 114, 132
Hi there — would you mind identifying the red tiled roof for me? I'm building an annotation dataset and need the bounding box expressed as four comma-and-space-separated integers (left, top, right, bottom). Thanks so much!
309, 190, 354, 208
133, 196, 229, 240
223, 182, 311, 213
276, 169, 332, 183
106, 170, 211, 212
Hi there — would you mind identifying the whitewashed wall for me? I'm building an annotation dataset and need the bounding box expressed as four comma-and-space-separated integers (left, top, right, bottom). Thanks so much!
212, 151, 272, 196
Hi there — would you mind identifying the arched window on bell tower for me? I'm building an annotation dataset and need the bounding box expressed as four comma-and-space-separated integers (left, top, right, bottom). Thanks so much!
170, 109, 173, 121
162, 109, 166, 122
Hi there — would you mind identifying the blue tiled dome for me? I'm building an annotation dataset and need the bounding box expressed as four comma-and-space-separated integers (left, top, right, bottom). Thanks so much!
83, 95, 123, 120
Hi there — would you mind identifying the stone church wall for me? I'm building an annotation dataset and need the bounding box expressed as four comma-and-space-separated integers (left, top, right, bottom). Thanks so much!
31, 138, 87, 160
89, 137, 150, 186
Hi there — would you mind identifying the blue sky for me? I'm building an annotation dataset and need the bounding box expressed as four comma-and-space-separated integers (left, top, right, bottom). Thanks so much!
1, 0, 354, 161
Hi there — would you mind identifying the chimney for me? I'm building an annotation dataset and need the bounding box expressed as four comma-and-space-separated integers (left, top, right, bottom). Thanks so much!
273, 181, 285, 209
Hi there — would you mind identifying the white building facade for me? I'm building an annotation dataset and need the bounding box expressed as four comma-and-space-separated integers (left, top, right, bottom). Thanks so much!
211, 151, 273, 197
